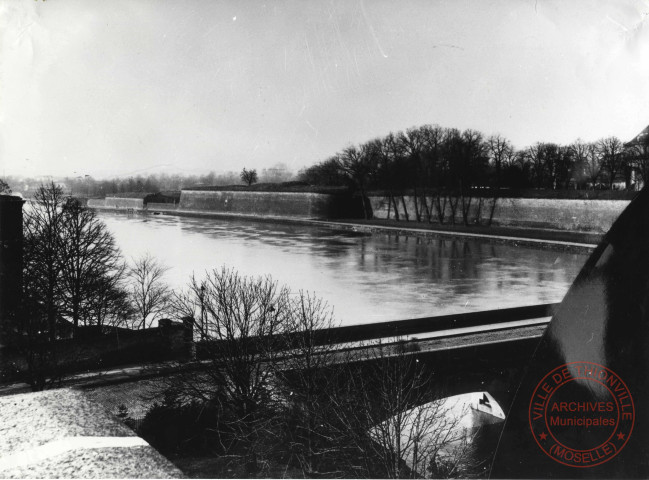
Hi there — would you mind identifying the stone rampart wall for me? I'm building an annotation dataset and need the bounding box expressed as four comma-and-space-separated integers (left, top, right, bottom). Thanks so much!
88, 198, 144, 210
369, 195, 630, 233
179, 190, 364, 219
146, 202, 178, 211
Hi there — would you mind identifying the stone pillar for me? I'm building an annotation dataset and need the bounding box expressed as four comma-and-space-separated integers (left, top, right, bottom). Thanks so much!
0, 195, 24, 343
182, 316, 195, 360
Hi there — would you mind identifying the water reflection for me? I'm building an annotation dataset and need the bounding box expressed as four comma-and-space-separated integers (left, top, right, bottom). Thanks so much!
98, 212, 588, 325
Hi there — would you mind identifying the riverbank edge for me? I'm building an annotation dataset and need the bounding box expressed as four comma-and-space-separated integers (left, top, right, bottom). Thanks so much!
90, 205, 600, 253
329, 218, 600, 252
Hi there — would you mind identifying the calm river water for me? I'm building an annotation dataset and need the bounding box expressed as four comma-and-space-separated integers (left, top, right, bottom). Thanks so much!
98, 212, 589, 326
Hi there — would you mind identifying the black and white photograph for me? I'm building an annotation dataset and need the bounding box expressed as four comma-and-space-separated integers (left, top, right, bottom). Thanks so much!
1, 0, 649, 478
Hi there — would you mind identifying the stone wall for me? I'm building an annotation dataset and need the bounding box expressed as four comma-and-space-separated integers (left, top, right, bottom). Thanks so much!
0, 320, 193, 382
88, 198, 144, 210
179, 190, 365, 219
369, 195, 630, 233
146, 202, 178, 212
64, 320, 193, 370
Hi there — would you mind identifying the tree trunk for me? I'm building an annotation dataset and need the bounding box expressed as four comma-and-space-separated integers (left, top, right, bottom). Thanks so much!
434, 194, 447, 224
361, 195, 368, 219
400, 196, 410, 221
475, 196, 484, 225
487, 187, 500, 227
460, 194, 472, 226
390, 193, 400, 221
388, 190, 399, 222
47, 275, 57, 342
72, 301, 80, 335
413, 187, 421, 222
421, 194, 432, 222
448, 196, 458, 225
359, 186, 369, 220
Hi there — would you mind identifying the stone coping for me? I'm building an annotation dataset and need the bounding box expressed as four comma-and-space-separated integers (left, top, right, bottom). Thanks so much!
0, 389, 183, 478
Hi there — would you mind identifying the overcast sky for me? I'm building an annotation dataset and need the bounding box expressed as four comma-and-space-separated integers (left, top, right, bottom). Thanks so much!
2, 0, 649, 179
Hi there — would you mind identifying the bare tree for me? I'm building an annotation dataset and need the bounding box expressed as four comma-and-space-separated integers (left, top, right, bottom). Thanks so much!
597, 136, 626, 189
329, 345, 477, 478
240, 167, 258, 186
275, 292, 343, 476
172, 268, 290, 407
337, 144, 377, 219
570, 139, 591, 188
19, 183, 133, 389
485, 135, 514, 224
379, 133, 407, 221
455, 129, 488, 225
170, 268, 292, 473
58, 198, 124, 332
139, 280, 350, 476
625, 135, 649, 189
23, 182, 67, 342
487, 134, 514, 188
298, 156, 349, 186
86, 266, 132, 328
582, 141, 603, 188
0, 178, 12, 194
367, 394, 479, 478
399, 127, 428, 221
522, 143, 548, 189
127, 254, 170, 329
545, 143, 573, 190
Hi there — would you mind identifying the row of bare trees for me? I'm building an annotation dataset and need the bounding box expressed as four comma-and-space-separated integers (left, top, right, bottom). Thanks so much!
299, 124, 648, 203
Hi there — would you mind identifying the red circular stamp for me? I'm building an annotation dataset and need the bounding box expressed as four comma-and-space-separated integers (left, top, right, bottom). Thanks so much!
528, 361, 634, 468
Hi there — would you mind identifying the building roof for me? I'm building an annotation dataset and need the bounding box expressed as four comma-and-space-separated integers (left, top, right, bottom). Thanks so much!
626, 124, 649, 147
